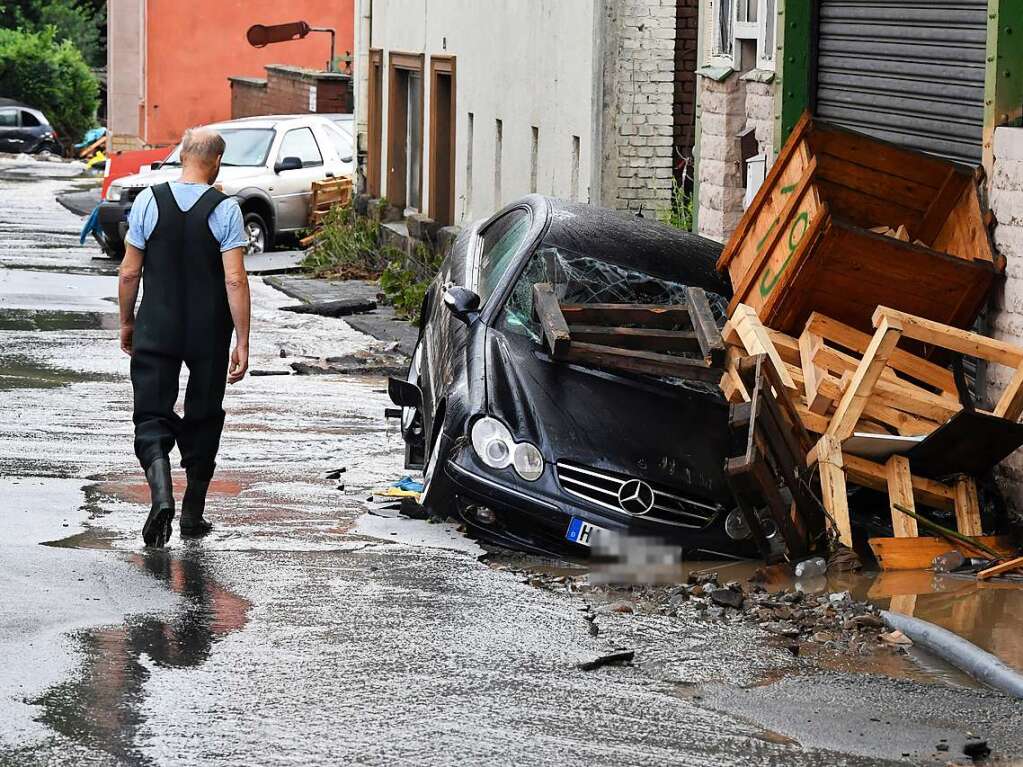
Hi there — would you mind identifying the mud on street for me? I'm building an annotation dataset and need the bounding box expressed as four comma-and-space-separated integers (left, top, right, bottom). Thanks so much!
2, 157, 1023, 766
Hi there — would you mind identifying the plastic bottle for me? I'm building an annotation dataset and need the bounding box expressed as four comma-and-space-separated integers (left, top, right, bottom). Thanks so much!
794, 556, 827, 579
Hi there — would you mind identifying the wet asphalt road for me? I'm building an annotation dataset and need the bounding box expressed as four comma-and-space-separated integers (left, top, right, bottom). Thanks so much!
2, 157, 1023, 767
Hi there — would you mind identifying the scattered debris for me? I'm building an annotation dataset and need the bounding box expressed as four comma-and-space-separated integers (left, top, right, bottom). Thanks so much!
280, 298, 377, 317
932, 550, 966, 573
299, 177, 354, 248
577, 650, 635, 671
880, 630, 913, 646
963, 739, 991, 760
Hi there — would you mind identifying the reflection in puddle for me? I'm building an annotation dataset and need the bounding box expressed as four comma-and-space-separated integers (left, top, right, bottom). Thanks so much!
31, 550, 250, 761
0, 354, 116, 391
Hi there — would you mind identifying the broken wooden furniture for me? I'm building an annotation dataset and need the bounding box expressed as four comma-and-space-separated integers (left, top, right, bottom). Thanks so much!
800, 306, 1023, 558
716, 113, 999, 340
720, 302, 1023, 566
724, 354, 824, 563
531, 283, 725, 382
299, 177, 354, 247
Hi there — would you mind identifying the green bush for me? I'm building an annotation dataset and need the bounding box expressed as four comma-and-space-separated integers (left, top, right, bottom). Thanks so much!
0, 27, 98, 141
659, 177, 694, 233
301, 203, 399, 279
380, 243, 442, 325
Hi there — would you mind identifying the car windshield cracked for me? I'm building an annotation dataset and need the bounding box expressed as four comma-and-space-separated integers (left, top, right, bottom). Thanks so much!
500, 243, 729, 355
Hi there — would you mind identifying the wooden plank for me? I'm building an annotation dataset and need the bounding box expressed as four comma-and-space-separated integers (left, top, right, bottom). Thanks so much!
886, 455, 918, 537
953, 475, 983, 537
560, 342, 720, 382
685, 287, 725, 366
994, 362, 1023, 421
730, 304, 797, 390
817, 434, 852, 547
719, 371, 746, 404
932, 183, 995, 263
78, 134, 107, 158
532, 284, 571, 358
977, 555, 1023, 580
842, 453, 955, 511
559, 304, 689, 329
805, 308, 961, 400
873, 307, 1023, 368
916, 169, 969, 245
767, 329, 801, 366
815, 374, 941, 436
868, 535, 1016, 571
799, 328, 829, 414
567, 325, 700, 355
827, 316, 904, 440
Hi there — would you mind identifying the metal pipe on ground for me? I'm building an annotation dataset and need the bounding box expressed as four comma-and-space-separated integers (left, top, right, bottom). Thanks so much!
881, 610, 1023, 699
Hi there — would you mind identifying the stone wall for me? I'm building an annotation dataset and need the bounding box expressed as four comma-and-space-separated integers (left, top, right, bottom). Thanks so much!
984, 126, 1023, 513
695, 71, 777, 243
600, 0, 679, 214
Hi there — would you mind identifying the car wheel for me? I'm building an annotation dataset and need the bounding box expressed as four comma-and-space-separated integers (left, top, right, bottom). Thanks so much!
243, 211, 271, 255
420, 421, 455, 517
37, 141, 62, 156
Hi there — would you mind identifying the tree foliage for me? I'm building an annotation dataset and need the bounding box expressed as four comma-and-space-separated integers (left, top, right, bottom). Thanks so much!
0, 26, 99, 140
0, 0, 105, 67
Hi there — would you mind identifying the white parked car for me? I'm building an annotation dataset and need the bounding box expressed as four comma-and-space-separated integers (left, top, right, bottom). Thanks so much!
97, 114, 354, 257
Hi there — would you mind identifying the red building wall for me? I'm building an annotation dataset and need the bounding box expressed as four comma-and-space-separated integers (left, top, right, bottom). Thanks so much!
143, 0, 354, 146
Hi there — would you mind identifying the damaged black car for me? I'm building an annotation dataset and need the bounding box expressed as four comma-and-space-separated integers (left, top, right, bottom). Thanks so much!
389, 195, 757, 557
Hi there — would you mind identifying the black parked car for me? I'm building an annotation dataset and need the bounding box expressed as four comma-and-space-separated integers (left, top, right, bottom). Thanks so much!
390, 195, 756, 558
0, 99, 60, 155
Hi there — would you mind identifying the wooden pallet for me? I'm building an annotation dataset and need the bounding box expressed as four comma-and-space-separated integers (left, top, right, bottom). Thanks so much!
307, 177, 353, 228
725, 354, 824, 562
531, 283, 725, 382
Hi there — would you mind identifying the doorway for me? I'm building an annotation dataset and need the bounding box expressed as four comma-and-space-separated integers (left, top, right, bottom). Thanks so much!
387, 53, 424, 212
429, 57, 456, 226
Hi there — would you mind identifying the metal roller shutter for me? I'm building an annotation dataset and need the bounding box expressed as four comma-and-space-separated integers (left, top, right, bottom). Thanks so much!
814, 0, 987, 165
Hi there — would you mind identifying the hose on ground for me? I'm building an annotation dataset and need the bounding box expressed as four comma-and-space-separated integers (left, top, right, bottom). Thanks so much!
881, 610, 1023, 699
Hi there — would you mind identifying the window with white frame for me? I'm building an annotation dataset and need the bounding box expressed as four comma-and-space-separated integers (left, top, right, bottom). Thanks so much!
711, 0, 776, 70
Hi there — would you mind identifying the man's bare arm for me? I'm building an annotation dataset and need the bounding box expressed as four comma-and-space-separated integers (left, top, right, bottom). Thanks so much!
118, 244, 145, 355
223, 247, 250, 384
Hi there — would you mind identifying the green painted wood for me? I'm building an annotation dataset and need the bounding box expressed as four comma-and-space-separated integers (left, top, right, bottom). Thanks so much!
774, 0, 812, 152
984, 0, 1023, 167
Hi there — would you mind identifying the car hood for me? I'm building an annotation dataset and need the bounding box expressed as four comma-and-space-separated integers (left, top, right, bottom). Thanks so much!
112, 165, 266, 190
483, 328, 731, 501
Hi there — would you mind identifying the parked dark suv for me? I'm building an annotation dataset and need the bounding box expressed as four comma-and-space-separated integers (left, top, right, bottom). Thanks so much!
0, 99, 60, 155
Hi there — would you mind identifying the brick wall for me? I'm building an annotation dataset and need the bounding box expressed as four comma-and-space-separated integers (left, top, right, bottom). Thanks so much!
673, 0, 699, 183
229, 66, 353, 119
230, 78, 268, 119
984, 126, 1023, 514
600, 0, 678, 214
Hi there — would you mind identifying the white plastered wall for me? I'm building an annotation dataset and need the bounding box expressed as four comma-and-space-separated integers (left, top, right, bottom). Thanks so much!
364, 0, 599, 224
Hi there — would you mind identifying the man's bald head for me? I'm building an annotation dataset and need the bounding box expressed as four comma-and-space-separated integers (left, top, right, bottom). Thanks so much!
179, 127, 225, 183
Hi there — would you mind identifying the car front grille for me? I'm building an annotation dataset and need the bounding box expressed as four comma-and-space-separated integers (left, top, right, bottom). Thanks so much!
555, 462, 720, 529
122, 187, 145, 204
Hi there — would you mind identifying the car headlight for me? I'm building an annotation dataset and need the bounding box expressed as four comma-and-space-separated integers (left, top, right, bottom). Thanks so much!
105, 184, 122, 201
470, 417, 544, 481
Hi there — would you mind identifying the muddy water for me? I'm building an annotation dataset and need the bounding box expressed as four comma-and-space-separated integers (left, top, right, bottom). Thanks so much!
585, 557, 1023, 683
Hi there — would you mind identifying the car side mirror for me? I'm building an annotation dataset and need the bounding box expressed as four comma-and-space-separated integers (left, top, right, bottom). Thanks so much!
274, 156, 303, 173
340, 154, 353, 164
387, 377, 423, 409
443, 286, 481, 325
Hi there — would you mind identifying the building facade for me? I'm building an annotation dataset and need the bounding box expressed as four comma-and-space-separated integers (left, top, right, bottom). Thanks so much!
692, 0, 1023, 506
352, 0, 698, 228
107, 0, 355, 149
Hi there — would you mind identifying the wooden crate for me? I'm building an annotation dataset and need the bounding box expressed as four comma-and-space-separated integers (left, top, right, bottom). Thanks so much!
718, 113, 998, 338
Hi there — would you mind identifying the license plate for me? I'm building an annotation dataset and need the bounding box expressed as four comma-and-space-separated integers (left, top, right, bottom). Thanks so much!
565, 517, 607, 547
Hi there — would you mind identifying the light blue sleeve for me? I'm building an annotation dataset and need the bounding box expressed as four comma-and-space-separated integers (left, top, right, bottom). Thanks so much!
213, 198, 248, 253
125, 187, 157, 250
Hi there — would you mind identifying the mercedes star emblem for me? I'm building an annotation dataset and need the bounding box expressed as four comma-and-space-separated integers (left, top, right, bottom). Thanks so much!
617, 478, 655, 515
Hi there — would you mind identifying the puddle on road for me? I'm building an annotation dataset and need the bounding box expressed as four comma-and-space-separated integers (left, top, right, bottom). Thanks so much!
29, 549, 251, 763
0, 354, 116, 391
0, 308, 118, 332
576, 557, 1023, 685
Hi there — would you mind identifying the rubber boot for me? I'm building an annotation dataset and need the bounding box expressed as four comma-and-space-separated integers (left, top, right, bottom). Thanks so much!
179, 469, 213, 538
142, 457, 175, 547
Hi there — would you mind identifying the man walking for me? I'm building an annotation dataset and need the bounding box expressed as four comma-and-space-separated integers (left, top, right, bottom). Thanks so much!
117, 127, 251, 547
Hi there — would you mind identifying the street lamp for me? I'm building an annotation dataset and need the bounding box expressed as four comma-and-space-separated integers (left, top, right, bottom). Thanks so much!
246, 22, 339, 73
